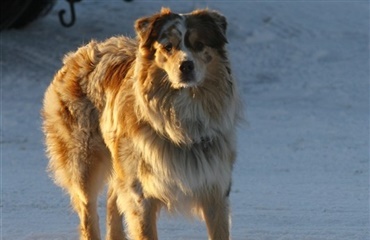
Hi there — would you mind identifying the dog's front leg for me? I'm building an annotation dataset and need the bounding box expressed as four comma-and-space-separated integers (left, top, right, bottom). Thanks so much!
124, 196, 159, 240
116, 179, 159, 240
201, 192, 231, 240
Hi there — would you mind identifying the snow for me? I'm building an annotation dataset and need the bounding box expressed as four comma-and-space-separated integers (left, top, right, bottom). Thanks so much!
1, 1, 369, 239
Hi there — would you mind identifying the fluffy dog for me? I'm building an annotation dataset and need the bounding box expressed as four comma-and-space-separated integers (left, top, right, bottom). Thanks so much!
42, 8, 241, 240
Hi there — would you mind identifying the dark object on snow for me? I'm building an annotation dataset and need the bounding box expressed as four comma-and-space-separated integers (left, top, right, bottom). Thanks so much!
59, 0, 134, 28
58, 0, 82, 28
0, 0, 134, 30
1, 0, 56, 30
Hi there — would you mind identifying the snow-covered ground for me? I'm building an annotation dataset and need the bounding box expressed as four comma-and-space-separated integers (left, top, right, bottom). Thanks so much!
1, 1, 369, 239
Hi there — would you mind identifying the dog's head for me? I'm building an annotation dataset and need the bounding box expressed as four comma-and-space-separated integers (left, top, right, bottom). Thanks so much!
135, 8, 228, 89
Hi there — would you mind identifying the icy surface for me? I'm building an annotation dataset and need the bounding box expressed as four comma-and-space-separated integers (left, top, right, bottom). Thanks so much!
1, 1, 369, 239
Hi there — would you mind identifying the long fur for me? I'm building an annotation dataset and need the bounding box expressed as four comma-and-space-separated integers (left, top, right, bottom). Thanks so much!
42, 8, 241, 240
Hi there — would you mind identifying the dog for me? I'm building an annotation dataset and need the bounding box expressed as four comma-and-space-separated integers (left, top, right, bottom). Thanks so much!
42, 8, 241, 240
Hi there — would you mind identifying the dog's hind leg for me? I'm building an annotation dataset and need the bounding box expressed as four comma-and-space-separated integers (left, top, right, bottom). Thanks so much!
43, 60, 112, 239
106, 182, 126, 240
68, 150, 110, 240
71, 191, 100, 240
45, 136, 106, 239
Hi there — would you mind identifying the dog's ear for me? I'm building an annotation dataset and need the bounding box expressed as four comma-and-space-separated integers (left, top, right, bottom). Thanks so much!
135, 15, 157, 45
189, 9, 228, 47
205, 10, 227, 34
135, 8, 173, 49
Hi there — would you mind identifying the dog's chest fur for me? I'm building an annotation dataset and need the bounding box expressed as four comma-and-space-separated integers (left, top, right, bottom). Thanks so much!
133, 98, 236, 211
103, 76, 236, 212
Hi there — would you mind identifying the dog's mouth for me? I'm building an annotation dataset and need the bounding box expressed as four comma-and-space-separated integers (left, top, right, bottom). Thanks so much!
176, 73, 200, 89
180, 72, 195, 83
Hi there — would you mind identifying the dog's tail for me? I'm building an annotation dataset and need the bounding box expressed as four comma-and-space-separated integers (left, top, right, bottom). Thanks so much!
60, 40, 99, 82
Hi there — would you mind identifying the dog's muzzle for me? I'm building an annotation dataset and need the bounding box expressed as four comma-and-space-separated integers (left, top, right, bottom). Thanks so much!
179, 60, 195, 83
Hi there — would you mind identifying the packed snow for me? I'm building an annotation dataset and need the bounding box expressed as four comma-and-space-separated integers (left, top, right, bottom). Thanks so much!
1, 1, 369, 239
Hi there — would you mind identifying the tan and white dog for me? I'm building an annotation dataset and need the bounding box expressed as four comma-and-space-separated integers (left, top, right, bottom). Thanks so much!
42, 8, 241, 240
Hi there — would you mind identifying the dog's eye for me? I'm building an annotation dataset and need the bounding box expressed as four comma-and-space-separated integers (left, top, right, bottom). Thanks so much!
164, 43, 173, 52
194, 41, 204, 51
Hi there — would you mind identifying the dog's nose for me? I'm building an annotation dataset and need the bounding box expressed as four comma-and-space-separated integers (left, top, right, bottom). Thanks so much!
179, 61, 194, 74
